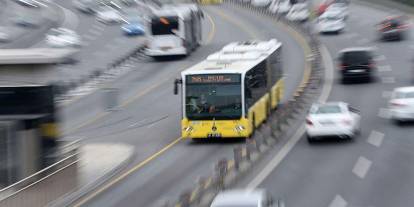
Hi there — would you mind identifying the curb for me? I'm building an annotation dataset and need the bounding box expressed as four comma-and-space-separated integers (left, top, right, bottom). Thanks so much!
48, 144, 136, 207
170, 2, 325, 207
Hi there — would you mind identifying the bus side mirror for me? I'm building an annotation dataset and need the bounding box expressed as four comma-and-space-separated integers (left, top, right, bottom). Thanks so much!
174, 78, 182, 95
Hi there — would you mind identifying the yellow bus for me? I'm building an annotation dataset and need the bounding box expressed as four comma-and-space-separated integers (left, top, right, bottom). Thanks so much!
174, 39, 284, 139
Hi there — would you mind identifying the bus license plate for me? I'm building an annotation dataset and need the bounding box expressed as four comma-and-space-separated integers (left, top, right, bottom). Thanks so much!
207, 133, 222, 138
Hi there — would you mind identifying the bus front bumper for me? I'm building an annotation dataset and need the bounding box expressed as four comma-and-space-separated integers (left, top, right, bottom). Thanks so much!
145, 47, 187, 57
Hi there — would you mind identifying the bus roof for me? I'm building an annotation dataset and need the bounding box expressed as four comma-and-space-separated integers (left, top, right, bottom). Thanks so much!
181, 39, 282, 76
152, 4, 196, 18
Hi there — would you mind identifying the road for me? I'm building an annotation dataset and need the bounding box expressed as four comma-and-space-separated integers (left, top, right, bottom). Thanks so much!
0, 0, 146, 86
59, 4, 308, 207
237, 1, 414, 207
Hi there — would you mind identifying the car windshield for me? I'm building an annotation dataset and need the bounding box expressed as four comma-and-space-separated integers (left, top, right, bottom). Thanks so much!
185, 74, 242, 120
395, 91, 414, 99
312, 105, 342, 114
341, 51, 371, 65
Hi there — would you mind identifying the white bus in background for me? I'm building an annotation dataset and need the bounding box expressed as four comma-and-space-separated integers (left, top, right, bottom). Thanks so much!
145, 4, 204, 59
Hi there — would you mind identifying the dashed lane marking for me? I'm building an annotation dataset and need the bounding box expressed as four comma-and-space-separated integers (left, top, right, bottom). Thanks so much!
378, 65, 392, 72
352, 156, 372, 179
375, 55, 386, 61
328, 195, 348, 207
378, 108, 391, 119
367, 130, 384, 147
381, 77, 395, 84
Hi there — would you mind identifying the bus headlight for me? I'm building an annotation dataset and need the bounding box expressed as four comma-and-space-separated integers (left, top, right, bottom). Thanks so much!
184, 126, 193, 132
235, 125, 245, 132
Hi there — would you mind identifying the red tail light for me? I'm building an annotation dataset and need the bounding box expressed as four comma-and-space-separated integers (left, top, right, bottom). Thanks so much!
339, 64, 347, 70
368, 62, 375, 69
306, 118, 313, 126
391, 101, 407, 107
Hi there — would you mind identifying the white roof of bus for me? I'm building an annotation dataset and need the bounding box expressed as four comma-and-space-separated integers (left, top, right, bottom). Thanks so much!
181, 39, 281, 76
152, 5, 192, 18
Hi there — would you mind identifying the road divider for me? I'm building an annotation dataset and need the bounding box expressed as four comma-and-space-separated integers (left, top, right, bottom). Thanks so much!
170, 1, 326, 207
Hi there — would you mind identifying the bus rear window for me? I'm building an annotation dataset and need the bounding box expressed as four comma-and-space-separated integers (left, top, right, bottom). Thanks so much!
151, 16, 179, 35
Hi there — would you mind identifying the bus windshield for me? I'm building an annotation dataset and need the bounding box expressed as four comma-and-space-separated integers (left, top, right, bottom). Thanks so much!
151, 16, 179, 35
185, 74, 242, 120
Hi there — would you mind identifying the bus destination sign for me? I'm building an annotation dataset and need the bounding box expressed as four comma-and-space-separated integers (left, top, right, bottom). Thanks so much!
187, 74, 240, 84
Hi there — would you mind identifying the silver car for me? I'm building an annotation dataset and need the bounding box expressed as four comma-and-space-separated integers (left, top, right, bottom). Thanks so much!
211, 189, 284, 207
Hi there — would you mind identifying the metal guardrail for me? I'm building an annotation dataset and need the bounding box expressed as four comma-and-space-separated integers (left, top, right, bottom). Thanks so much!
169, 2, 324, 207
0, 140, 80, 207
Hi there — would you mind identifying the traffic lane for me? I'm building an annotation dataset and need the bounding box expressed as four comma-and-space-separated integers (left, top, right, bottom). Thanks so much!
75, 5, 307, 207
59, 8, 215, 135
0, 2, 61, 48
256, 2, 414, 207
70, 4, 254, 206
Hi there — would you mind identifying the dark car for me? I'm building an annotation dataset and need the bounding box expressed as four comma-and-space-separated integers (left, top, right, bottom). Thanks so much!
338, 47, 376, 82
377, 16, 409, 41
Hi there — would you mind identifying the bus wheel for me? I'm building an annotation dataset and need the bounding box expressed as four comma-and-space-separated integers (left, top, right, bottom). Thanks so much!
249, 115, 256, 139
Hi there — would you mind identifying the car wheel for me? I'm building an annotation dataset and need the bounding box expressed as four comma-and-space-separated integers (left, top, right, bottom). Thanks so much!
393, 118, 404, 126
307, 135, 314, 143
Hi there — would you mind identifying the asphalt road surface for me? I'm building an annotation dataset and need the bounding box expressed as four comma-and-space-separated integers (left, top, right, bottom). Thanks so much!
238, 1, 414, 207
60, 4, 308, 207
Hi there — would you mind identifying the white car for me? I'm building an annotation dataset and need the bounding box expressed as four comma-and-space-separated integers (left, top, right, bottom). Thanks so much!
389, 87, 414, 123
317, 12, 345, 33
277, 0, 291, 14
326, 3, 349, 19
306, 102, 361, 142
286, 3, 309, 22
45, 28, 82, 48
251, 0, 271, 7
210, 189, 284, 207
96, 6, 124, 24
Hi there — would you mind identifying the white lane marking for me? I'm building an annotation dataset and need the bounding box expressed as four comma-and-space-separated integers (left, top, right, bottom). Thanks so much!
329, 195, 348, 207
382, 90, 392, 99
352, 156, 372, 179
246, 45, 334, 188
375, 55, 386, 61
378, 108, 391, 119
367, 130, 384, 147
381, 77, 395, 84
378, 65, 392, 72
